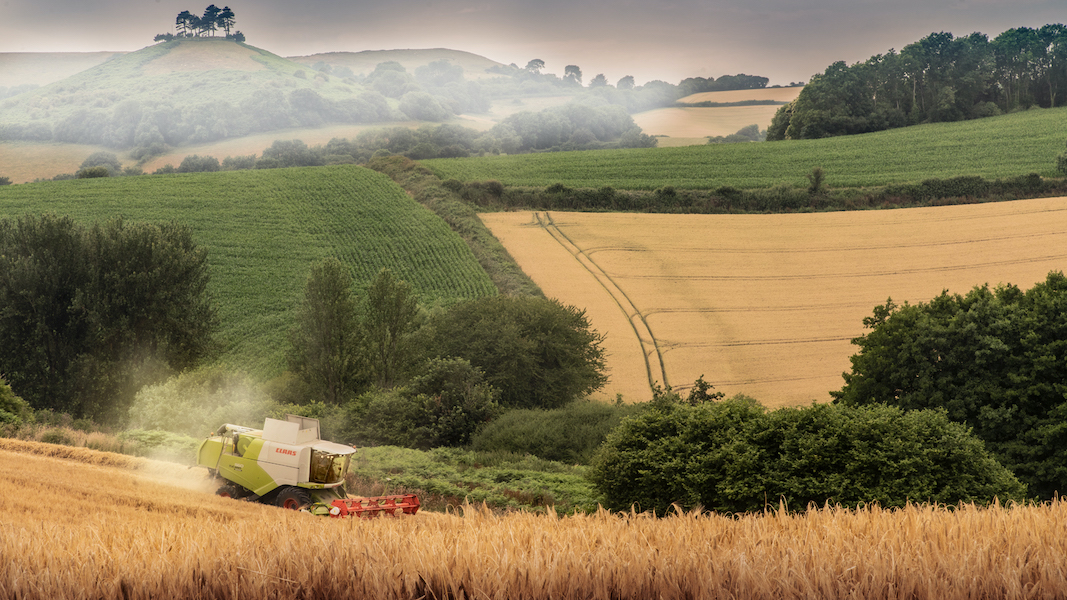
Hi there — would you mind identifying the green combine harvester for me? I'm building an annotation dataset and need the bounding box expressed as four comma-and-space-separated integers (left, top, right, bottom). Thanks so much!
196, 415, 419, 518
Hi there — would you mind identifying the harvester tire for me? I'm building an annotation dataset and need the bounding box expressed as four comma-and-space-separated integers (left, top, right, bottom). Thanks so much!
216, 484, 240, 499
275, 487, 312, 511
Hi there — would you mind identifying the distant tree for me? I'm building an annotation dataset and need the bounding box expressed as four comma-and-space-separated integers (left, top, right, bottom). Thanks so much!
564, 65, 583, 85
79, 152, 122, 176
258, 139, 324, 168
589, 74, 609, 88
154, 33, 175, 42
201, 5, 221, 36
230, 31, 245, 43
525, 59, 545, 73
177, 154, 221, 173
288, 258, 365, 405
616, 75, 635, 90
176, 10, 195, 36
218, 6, 235, 36
0, 176, 11, 186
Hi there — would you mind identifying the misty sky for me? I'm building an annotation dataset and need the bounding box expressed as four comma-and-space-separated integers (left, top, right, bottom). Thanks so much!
1, 0, 1063, 85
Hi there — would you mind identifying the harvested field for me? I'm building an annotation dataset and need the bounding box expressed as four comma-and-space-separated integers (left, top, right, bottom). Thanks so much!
481, 197, 1067, 405
4, 439, 1067, 599
632, 105, 782, 140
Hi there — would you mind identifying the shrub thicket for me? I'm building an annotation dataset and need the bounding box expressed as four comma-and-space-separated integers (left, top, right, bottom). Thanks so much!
471, 400, 644, 464
590, 397, 1026, 514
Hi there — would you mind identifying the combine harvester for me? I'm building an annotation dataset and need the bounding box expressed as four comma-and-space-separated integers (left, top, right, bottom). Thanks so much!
196, 415, 419, 518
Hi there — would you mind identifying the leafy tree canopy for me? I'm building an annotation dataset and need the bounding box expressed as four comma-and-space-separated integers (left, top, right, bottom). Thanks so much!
0, 214, 217, 423
833, 271, 1067, 499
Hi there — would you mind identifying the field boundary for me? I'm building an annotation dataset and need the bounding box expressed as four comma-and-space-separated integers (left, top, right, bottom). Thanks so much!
536, 212, 667, 392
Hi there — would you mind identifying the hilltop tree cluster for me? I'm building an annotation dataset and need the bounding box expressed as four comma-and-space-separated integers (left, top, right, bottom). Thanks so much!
770, 24, 1067, 139
154, 5, 243, 43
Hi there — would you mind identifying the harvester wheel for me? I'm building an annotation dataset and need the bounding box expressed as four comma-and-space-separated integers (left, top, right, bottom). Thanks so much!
275, 487, 312, 511
216, 484, 240, 499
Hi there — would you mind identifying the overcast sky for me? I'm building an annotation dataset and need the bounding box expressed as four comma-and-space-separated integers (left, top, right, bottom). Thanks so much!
1, 0, 1063, 85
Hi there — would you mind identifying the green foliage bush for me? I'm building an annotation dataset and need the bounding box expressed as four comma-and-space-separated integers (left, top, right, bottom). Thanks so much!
0, 377, 33, 427
39, 428, 76, 446
471, 400, 644, 464
428, 296, 607, 409
834, 271, 1067, 499
128, 367, 274, 437
343, 358, 499, 449
589, 397, 1025, 514
119, 428, 200, 460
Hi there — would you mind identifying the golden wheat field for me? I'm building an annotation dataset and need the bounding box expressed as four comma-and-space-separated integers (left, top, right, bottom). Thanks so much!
632, 106, 784, 144
676, 87, 804, 104
3, 439, 1067, 600
481, 197, 1067, 405
633, 87, 802, 145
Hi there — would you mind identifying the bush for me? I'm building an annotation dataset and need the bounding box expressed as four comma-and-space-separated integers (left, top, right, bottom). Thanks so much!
589, 397, 1026, 514
428, 296, 607, 409
128, 367, 274, 437
471, 399, 643, 464
0, 376, 33, 427
345, 358, 499, 449
76, 166, 111, 179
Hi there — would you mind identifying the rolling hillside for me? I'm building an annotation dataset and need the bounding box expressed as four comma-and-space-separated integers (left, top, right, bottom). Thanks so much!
289, 48, 507, 80
0, 165, 497, 375
427, 106, 1067, 189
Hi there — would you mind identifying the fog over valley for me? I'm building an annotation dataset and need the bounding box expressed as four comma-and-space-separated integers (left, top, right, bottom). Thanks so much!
1, 0, 1063, 86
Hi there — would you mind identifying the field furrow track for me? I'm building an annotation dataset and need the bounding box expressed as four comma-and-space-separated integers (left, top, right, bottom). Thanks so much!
482, 197, 1067, 406
536, 212, 668, 392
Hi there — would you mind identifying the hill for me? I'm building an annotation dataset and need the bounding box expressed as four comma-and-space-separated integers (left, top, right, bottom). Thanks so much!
0, 165, 497, 375
425, 106, 1067, 189
0, 52, 123, 87
289, 48, 507, 80
0, 39, 389, 151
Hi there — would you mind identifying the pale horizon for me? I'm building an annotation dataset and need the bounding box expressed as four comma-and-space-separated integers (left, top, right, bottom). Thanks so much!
1, 0, 1062, 86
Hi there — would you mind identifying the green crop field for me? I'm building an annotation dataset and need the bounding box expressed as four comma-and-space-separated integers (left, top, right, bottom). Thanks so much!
425, 107, 1067, 190
0, 166, 496, 375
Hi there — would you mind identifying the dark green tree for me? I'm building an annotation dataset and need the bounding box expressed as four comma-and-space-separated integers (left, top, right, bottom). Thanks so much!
218, 6, 235, 36
201, 5, 221, 36
287, 258, 365, 405
429, 296, 606, 409
833, 272, 1067, 499
0, 214, 216, 423
361, 269, 421, 389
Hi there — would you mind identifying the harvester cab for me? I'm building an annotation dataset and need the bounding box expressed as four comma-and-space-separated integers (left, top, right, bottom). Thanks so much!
197, 415, 419, 518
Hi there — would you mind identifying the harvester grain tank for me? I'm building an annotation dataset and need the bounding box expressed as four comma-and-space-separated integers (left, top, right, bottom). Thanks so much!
196, 415, 419, 517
